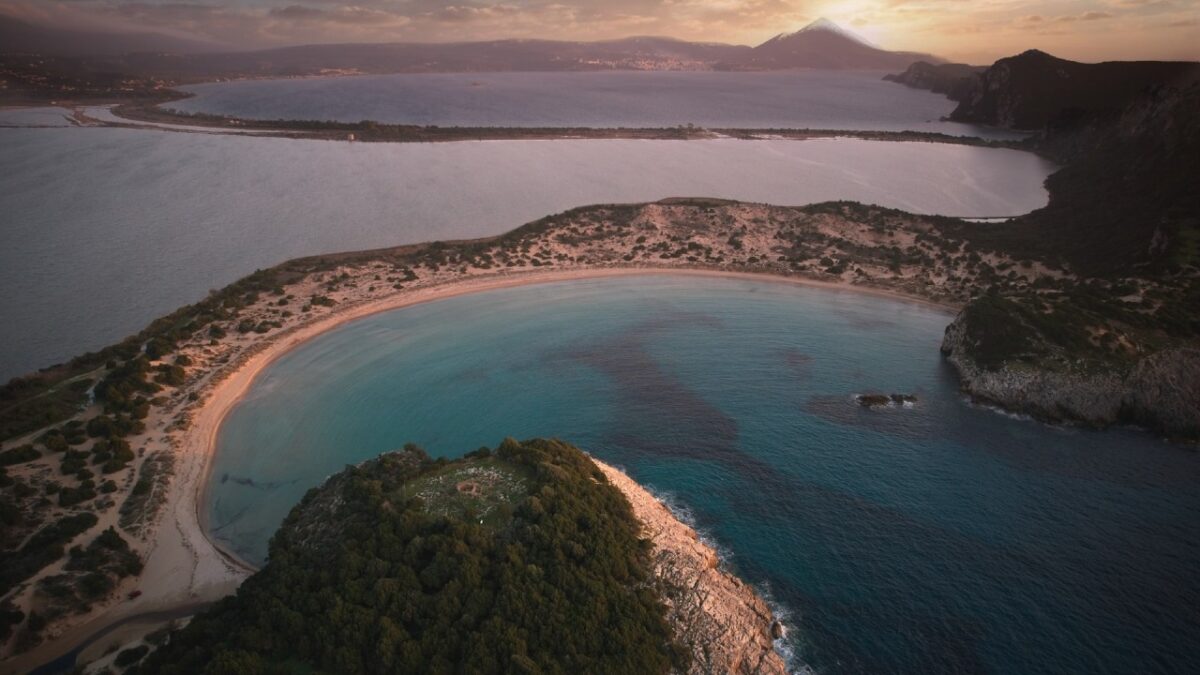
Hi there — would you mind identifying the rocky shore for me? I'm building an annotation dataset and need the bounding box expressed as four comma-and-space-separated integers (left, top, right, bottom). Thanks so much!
941, 313, 1200, 439
594, 460, 788, 675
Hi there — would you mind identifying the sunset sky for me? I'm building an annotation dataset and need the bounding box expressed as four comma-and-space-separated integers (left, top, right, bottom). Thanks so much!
3, 0, 1197, 63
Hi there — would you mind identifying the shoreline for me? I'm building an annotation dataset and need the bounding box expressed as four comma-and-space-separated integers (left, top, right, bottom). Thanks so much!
9, 263, 956, 673
195, 266, 957, 569
48, 101, 1031, 150
591, 456, 790, 673
9, 186, 1190, 668
9, 180, 1191, 667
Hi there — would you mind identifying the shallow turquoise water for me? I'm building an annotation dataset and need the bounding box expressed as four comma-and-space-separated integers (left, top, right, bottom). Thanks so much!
211, 276, 1200, 674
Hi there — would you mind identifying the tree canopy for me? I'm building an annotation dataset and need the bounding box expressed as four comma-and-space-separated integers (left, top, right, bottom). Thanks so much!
137, 438, 683, 675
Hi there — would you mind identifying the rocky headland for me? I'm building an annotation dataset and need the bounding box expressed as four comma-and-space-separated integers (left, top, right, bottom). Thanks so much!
124, 439, 787, 673
942, 315, 1200, 438
887, 49, 1200, 438
595, 460, 787, 675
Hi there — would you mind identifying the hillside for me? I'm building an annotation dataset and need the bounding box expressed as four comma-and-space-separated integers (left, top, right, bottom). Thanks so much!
907, 53, 1200, 437
128, 439, 784, 673
0, 14, 216, 56
131, 439, 681, 673
948, 50, 1199, 129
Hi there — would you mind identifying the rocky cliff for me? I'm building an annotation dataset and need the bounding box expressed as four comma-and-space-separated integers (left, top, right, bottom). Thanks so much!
595, 460, 788, 675
941, 313, 1200, 439
922, 52, 1200, 441
946, 50, 1199, 130
882, 61, 983, 100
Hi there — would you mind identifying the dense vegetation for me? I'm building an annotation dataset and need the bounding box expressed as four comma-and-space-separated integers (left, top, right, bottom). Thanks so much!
0, 512, 98, 596
0, 267, 291, 443
137, 438, 683, 674
34, 527, 143, 621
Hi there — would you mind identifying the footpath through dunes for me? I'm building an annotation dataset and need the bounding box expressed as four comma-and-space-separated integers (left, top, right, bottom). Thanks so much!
131, 439, 787, 674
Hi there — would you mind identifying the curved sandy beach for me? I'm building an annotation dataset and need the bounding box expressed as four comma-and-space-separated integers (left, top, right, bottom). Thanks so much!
9, 263, 955, 673
191, 266, 954, 563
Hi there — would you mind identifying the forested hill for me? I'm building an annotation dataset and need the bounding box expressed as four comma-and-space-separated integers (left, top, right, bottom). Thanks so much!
135, 439, 686, 674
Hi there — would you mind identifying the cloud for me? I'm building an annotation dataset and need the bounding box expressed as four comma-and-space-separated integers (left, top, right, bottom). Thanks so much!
1056, 11, 1114, 22
0, 0, 1196, 62
267, 5, 408, 25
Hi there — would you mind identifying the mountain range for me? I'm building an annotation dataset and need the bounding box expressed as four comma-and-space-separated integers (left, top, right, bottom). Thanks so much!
0, 15, 938, 74
0, 15, 217, 56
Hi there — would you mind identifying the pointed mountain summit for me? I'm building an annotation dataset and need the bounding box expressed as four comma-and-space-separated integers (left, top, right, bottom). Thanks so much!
772, 17, 876, 47
720, 18, 941, 70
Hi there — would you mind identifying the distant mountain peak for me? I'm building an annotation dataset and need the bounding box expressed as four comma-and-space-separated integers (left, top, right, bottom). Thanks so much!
1013, 48, 1061, 61
767, 18, 876, 48
735, 17, 938, 70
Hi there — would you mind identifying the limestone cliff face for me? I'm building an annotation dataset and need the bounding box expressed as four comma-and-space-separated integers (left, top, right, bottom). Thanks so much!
941, 314, 1200, 440
594, 460, 788, 675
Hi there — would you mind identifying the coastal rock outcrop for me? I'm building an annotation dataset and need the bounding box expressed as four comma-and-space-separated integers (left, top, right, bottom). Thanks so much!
941, 313, 1200, 439
595, 461, 788, 675
882, 61, 982, 100
856, 393, 917, 408
945, 49, 1199, 130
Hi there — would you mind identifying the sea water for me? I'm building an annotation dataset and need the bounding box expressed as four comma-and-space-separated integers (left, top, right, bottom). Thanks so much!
211, 276, 1200, 674
0, 129, 1054, 380
170, 71, 1022, 139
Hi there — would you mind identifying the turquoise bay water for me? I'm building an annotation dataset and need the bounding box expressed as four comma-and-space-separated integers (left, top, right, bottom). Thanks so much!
211, 276, 1200, 674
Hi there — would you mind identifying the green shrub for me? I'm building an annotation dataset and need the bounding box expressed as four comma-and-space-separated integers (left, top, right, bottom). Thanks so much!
0, 445, 39, 467
0, 512, 98, 595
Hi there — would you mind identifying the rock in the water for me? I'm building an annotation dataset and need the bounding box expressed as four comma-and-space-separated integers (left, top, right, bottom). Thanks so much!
855, 393, 917, 408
